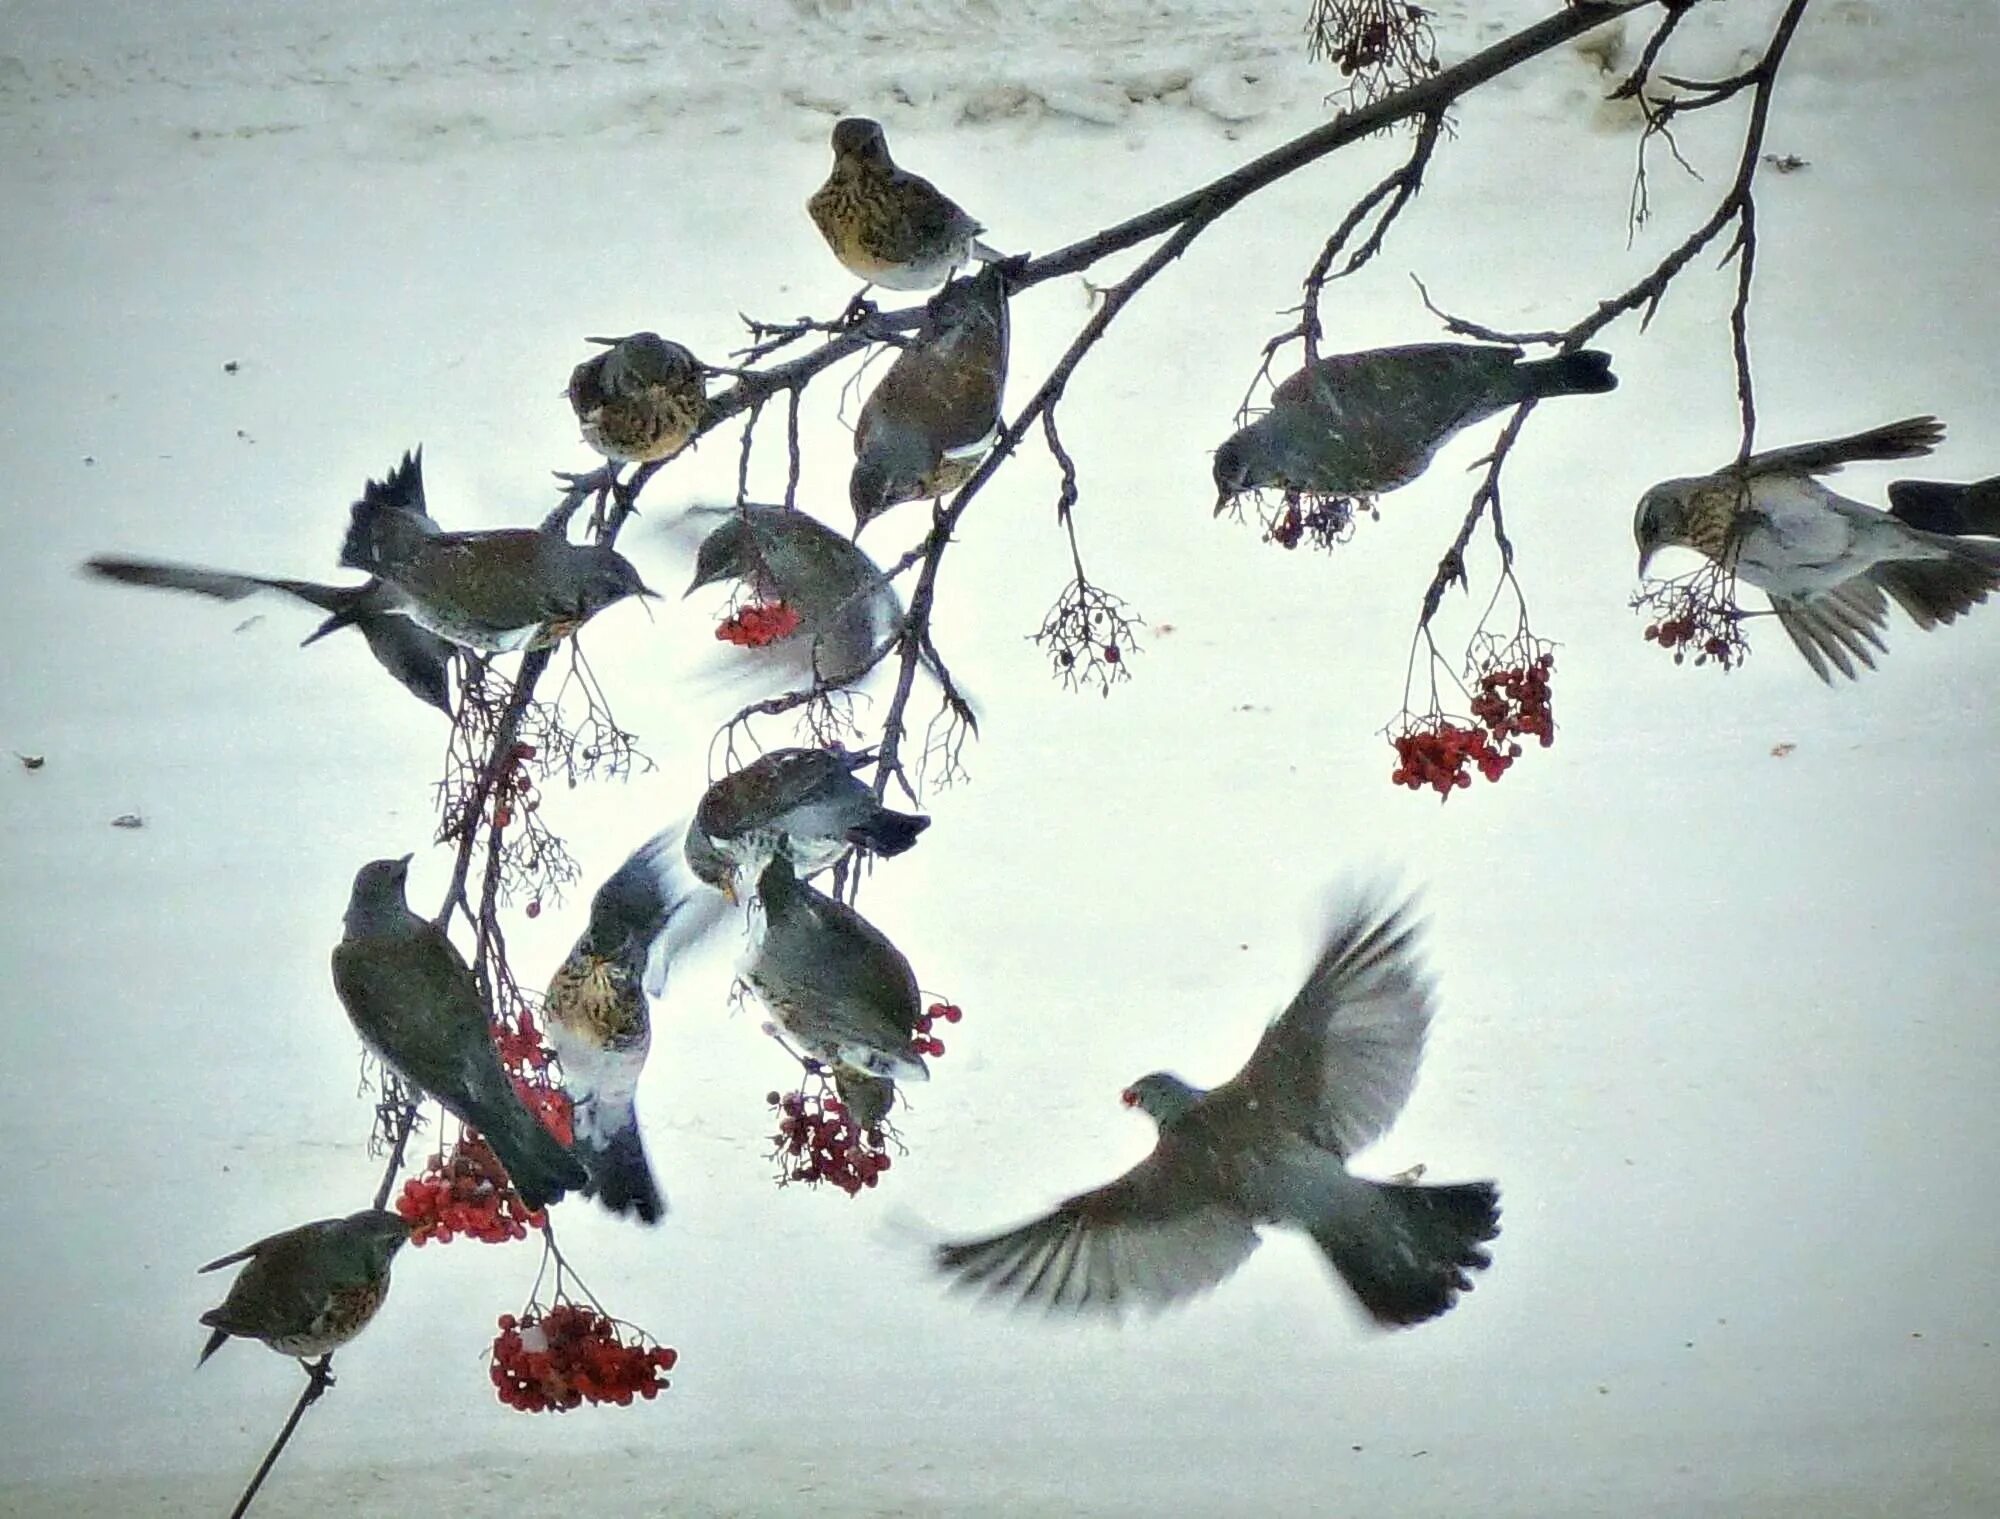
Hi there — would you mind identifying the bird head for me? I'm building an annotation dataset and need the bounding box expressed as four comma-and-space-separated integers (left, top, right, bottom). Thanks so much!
1211, 427, 1267, 514
1632, 480, 1695, 579
602, 332, 702, 393
1121, 1072, 1203, 1126
831, 117, 892, 168
342, 1209, 415, 1267
344, 854, 415, 932
850, 426, 932, 531
579, 548, 657, 614
685, 517, 753, 596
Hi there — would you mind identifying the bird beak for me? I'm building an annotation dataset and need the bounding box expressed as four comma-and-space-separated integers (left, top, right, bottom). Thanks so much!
681, 573, 705, 600
720, 879, 740, 907
1212, 490, 1233, 518
1636, 545, 1656, 581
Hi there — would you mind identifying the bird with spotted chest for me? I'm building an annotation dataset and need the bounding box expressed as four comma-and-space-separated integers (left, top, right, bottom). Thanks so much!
850, 263, 1010, 533
568, 332, 708, 466
196, 1209, 412, 1374
542, 830, 707, 1225
1633, 415, 2000, 681
933, 888, 1499, 1327
685, 746, 930, 905
808, 117, 1000, 295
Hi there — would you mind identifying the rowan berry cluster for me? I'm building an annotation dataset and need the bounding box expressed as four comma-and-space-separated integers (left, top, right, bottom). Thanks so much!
490, 1305, 677, 1412
767, 1085, 893, 1196
716, 601, 803, 647
910, 999, 963, 1060
1390, 718, 1515, 796
1632, 565, 1749, 670
1468, 651, 1555, 748
395, 1135, 547, 1246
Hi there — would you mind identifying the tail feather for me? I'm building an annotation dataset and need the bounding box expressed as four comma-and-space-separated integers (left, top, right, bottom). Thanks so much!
581, 1124, 665, 1225
339, 453, 434, 576
479, 1110, 589, 1214
1888, 477, 2000, 539
1871, 548, 2000, 630
1309, 1179, 1500, 1328
848, 809, 930, 858
196, 1322, 231, 1367
1516, 349, 1617, 400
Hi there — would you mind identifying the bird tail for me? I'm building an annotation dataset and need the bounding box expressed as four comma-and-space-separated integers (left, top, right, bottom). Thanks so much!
479, 1111, 590, 1214
1306, 1177, 1500, 1328
1870, 539, 2000, 630
1515, 349, 1617, 400
1888, 477, 2000, 539
848, 809, 930, 858
579, 1119, 666, 1225
339, 452, 434, 577
196, 1320, 231, 1367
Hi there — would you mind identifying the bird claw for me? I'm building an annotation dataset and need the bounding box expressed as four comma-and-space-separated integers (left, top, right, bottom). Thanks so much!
301, 1354, 337, 1401
840, 292, 879, 328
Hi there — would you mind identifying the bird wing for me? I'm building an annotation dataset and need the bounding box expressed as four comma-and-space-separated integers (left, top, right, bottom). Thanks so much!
1222, 890, 1435, 1160
1767, 583, 1889, 682
84, 556, 349, 614
583, 828, 688, 970
1744, 416, 1943, 479
330, 930, 497, 1105
933, 1144, 1261, 1315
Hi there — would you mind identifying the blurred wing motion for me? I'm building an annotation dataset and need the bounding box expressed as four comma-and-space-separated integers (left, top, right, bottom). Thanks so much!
934, 1149, 1260, 1316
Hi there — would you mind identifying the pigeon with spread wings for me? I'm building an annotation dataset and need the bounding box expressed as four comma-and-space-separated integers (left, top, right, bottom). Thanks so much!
934, 889, 1498, 1326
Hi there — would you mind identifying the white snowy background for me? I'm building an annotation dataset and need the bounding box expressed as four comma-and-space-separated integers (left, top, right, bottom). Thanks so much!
3, 0, 1997, 1513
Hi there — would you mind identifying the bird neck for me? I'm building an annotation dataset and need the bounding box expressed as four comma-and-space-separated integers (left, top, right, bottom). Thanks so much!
343, 895, 424, 940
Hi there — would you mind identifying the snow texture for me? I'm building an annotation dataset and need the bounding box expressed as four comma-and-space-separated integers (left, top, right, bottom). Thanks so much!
2, 0, 1997, 1514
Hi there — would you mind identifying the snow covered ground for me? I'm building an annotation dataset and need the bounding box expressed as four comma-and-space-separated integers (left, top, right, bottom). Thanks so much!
3, 0, 1997, 1513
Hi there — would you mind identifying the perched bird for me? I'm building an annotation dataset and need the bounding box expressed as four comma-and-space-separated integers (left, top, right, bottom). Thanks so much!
81, 553, 455, 715
1213, 343, 1618, 507
1887, 474, 2000, 539
744, 854, 929, 1088
568, 332, 708, 465
332, 856, 587, 1211
933, 889, 1500, 1327
1634, 416, 2000, 681
197, 1209, 412, 1369
808, 117, 998, 293
339, 450, 653, 653
682, 503, 903, 685
686, 746, 929, 903
851, 265, 1011, 532
543, 830, 697, 1225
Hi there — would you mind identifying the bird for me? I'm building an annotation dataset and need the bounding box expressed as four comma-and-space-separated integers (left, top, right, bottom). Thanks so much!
1887, 474, 2000, 539
339, 449, 654, 653
331, 856, 588, 1212
682, 503, 903, 685
851, 264, 1011, 532
932, 888, 1500, 1327
568, 332, 708, 465
1633, 416, 2000, 681
542, 830, 699, 1225
81, 553, 455, 715
1213, 343, 1618, 508
743, 853, 929, 1089
685, 746, 930, 903
808, 117, 999, 293
197, 1209, 412, 1370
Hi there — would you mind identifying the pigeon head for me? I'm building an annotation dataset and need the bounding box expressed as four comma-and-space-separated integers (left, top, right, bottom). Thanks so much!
1121, 1072, 1203, 1126
831, 117, 892, 167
